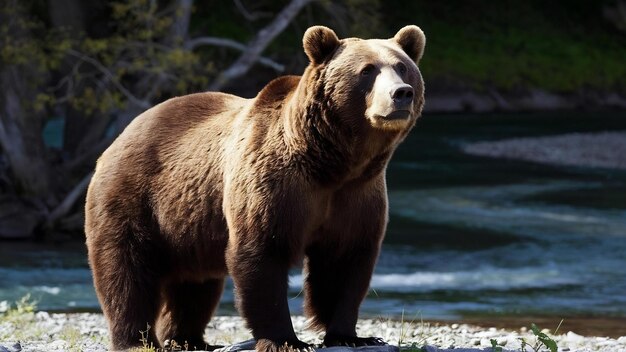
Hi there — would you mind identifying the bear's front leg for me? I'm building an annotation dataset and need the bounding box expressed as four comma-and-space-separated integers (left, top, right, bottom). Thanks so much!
304, 242, 388, 348
226, 233, 312, 352
222, 159, 318, 352
304, 179, 389, 348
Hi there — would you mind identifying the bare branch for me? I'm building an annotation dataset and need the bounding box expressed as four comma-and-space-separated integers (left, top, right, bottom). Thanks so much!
185, 36, 246, 50
65, 135, 113, 171
49, 59, 83, 94
234, 0, 273, 21
209, 0, 314, 91
185, 36, 285, 72
66, 49, 151, 109
45, 171, 93, 226
127, 40, 173, 51
137, 0, 265, 75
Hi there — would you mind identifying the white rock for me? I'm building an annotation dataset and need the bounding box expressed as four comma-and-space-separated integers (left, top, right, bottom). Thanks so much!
565, 331, 585, 342
480, 338, 492, 346
35, 311, 50, 320
0, 301, 8, 313
46, 340, 67, 351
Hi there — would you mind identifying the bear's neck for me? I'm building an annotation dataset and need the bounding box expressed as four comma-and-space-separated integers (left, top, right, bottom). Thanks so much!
282, 73, 394, 187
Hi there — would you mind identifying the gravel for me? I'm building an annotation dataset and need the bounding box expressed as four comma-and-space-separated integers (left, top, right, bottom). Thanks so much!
1, 314, 625, 351
462, 132, 626, 170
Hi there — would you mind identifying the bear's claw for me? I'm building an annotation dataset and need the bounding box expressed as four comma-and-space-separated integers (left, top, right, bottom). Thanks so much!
323, 334, 388, 347
284, 340, 315, 352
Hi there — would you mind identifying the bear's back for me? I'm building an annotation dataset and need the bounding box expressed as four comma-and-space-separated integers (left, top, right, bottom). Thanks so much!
97, 92, 245, 171
89, 92, 247, 230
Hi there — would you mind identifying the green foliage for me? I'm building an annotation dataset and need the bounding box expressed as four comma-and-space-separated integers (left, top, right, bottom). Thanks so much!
2, 0, 217, 119
381, 0, 626, 93
0, 294, 40, 341
68, 0, 214, 114
2, 293, 37, 317
530, 323, 558, 352
518, 321, 561, 352
59, 326, 83, 352
0, 2, 72, 113
399, 343, 426, 352
315, 0, 383, 37
5, 0, 624, 122
490, 338, 503, 352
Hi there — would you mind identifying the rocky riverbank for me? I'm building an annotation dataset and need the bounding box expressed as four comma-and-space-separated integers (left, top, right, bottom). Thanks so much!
1, 313, 625, 352
462, 131, 626, 170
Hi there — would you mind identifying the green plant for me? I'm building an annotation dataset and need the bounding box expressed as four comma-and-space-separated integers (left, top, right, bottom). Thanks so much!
490, 338, 503, 352
529, 322, 559, 352
400, 342, 426, 352
0, 294, 37, 326
59, 326, 83, 352
5, 294, 37, 316
397, 310, 428, 352
131, 323, 157, 352
518, 320, 562, 352
0, 294, 40, 341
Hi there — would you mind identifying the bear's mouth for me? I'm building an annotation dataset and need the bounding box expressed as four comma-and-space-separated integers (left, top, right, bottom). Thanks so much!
381, 110, 411, 120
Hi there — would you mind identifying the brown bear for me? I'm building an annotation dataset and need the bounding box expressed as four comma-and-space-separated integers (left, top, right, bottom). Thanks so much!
85, 25, 425, 351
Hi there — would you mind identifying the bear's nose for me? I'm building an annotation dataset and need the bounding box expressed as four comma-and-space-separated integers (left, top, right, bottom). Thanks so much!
390, 84, 414, 108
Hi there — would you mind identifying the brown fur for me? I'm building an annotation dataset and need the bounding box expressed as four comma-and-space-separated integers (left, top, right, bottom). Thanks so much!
85, 25, 425, 351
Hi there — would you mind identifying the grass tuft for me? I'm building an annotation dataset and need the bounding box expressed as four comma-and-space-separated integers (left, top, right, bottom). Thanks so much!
0, 294, 40, 341
396, 310, 428, 352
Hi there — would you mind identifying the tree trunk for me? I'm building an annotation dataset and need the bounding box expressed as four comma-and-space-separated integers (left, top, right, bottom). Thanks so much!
48, 0, 102, 159
0, 0, 52, 239
0, 64, 51, 197
171, 0, 193, 42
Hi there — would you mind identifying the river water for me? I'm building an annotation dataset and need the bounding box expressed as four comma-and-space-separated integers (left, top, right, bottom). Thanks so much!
1, 113, 625, 330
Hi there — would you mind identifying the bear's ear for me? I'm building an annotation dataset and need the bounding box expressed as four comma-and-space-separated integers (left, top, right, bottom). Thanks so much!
303, 26, 341, 65
393, 25, 426, 64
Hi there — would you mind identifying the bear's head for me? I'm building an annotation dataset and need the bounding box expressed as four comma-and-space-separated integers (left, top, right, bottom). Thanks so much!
302, 25, 425, 132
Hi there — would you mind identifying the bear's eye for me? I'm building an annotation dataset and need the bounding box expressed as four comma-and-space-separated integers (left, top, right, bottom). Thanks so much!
360, 64, 375, 76
397, 62, 407, 75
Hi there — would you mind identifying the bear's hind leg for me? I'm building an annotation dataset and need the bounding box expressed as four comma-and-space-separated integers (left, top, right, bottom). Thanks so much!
156, 279, 225, 350
90, 244, 163, 350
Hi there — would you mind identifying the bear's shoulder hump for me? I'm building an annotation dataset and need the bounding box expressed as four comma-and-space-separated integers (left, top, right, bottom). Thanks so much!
254, 75, 301, 107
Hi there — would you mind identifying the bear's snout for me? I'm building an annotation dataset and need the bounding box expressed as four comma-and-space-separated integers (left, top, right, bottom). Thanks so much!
390, 83, 414, 110
365, 67, 419, 127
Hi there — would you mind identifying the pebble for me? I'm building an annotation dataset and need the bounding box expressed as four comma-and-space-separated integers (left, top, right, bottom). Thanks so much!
47, 340, 67, 351
0, 314, 624, 352
566, 331, 585, 342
